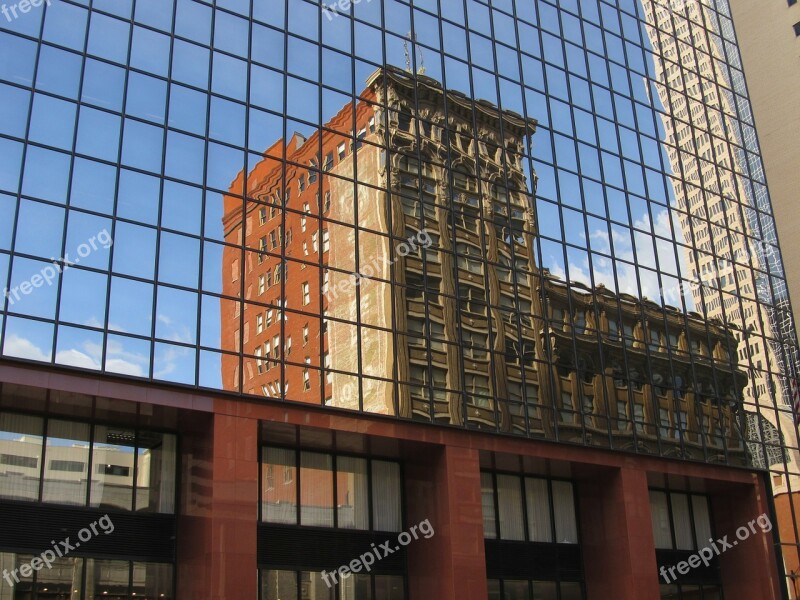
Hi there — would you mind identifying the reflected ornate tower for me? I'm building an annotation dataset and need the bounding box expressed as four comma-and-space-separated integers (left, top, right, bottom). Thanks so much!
222, 66, 746, 458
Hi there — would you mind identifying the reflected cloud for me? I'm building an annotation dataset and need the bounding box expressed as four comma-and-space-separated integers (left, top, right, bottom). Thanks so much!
552, 208, 688, 309
4, 334, 50, 362
4, 333, 149, 378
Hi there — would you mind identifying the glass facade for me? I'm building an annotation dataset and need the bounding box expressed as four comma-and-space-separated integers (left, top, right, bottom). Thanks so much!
0, 0, 798, 597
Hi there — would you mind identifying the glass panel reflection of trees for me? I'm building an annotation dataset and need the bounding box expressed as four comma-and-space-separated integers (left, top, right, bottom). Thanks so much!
0, 0, 796, 473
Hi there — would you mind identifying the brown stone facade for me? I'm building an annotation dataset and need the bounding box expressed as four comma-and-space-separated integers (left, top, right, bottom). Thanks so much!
0, 362, 784, 599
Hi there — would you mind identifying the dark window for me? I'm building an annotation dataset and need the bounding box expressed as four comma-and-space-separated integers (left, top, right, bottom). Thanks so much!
1, 454, 37, 468
97, 464, 131, 477
50, 459, 85, 472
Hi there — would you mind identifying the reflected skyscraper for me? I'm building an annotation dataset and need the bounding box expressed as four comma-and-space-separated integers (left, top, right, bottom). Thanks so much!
642, 0, 800, 591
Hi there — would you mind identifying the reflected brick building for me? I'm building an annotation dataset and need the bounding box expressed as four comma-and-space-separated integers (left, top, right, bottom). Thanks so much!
223, 67, 747, 462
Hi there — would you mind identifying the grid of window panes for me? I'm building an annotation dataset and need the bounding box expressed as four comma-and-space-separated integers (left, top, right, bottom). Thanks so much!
481, 472, 579, 544
261, 447, 402, 532
0, 411, 177, 511
0, 0, 797, 493
260, 569, 404, 600
0, 554, 174, 600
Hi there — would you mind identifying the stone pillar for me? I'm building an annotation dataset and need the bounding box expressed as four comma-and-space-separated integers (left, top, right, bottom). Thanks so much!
712, 476, 783, 600
177, 412, 259, 600
578, 465, 661, 600
404, 444, 488, 600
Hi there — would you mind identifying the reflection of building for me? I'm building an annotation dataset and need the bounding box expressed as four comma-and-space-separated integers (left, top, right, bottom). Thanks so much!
728, 0, 800, 340
223, 67, 746, 461
730, 0, 800, 592
0, 435, 167, 509
642, 0, 786, 404
642, 0, 800, 593
542, 276, 746, 461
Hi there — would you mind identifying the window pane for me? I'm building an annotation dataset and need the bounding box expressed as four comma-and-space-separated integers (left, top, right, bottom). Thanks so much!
1, 553, 35, 596
481, 472, 496, 539
262, 447, 297, 524
42, 419, 90, 505
35, 556, 84, 597
552, 481, 578, 543
374, 574, 404, 600
660, 584, 679, 599
505, 580, 530, 600
560, 581, 583, 600
670, 493, 694, 550
496, 474, 525, 541
131, 562, 173, 600
300, 571, 334, 600
90, 425, 135, 510
337, 456, 368, 530
488, 579, 502, 600
262, 570, 298, 600
532, 581, 558, 600
371, 460, 401, 532
300, 452, 334, 527
525, 478, 552, 542
135, 431, 177, 513
650, 491, 673, 549
86, 558, 130, 597
0, 413, 43, 501
692, 495, 713, 548
339, 573, 372, 600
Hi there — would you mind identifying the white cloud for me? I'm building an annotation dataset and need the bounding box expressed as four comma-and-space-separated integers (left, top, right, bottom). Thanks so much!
105, 358, 145, 377
552, 207, 693, 309
3, 335, 51, 362
3, 334, 147, 378
55, 348, 100, 370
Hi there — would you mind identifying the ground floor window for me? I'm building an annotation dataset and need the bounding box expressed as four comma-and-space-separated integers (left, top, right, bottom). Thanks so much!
260, 569, 404, 600
0, 554, 173, 599
487, 579, 583, 599
660, 584, 722, 599
261, 447, 402, 533
481, 472, 579, 543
